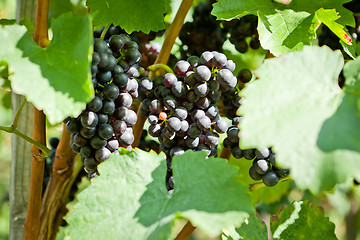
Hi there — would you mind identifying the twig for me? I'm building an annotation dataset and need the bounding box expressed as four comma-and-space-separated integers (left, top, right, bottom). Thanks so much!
0, 98, 50, 156
100, 23, 111, 40
147, 63, 175, 75
174, 221, 196, 240
12, 97, 27, 128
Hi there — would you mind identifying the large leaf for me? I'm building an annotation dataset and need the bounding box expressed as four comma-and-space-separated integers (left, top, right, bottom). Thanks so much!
211, 0, 275, 20
270, 201, 337, 239
257, 9, 318, 56
0, 12, 93, 123
63, 149, 254, 239
212, 0, 353, 56
238, 46, 360, 193
288, 0, 354, 27
86, 0, 167, 33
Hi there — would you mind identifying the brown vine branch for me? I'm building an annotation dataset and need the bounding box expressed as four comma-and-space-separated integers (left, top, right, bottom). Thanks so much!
174, 221, 196, 240
24, 0, 49, 238
24, 109, 47, 240
39, 125, 77, 240
133, 0, 194, 147
220, 147, 231, 160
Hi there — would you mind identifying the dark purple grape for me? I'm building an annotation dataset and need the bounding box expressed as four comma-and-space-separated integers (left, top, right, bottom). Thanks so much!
231, 146, 243, 159
109, 35, 124, 52
66, 118, 80, 133
249, 165, 262, 180
197, 116, 211, 131
200, 51, 214, 66
214, 118, 228, 133
125, 110, 137, 126
90, 135, 107, 149
84, 157, 97, 170
149, 99, 163, 114
276, 168, 290, 178
95, 147, 111, 162
194, 65, 211, 82
254, 159, 270, 175
112, 120, 127, 135
163, 73, 177, 88
243, 149, 255, 160
163, 96, 177, 110
167, 117, 182, 132
184, 71, 196, 87
113, 73, 129, 88
187, 55, 200, 67
106, 139, 119, 152
148, 115, 158, 125
205, 132, 220, 147
262, 171, 279, 186
170, 146, 185, 158
191, 109, 205, 122
173, 107, 188, 121
195, 97, 210, 109
115, 93, 132, 108
125, 48, 142, 65
188, 124, 201, 138
101, 100, 115, 115
185, 136, 199, 148
80, 111, 98, 129
174, 60, 190, 77
148, 124, 162, 137
119, 128, 134, 146
87, 96, 103, 112
172, 81, 186, 97
237, 69, 252, 83
80, 126, 97, 139
79, 145, 92, 158
255, 148, 271, 160
213, 52, 227, 68
103, 84, 119, 100
227, 126, 239, 143
97, 113, 109, 125
194, 82, 208, 97
98, 124, 114, 140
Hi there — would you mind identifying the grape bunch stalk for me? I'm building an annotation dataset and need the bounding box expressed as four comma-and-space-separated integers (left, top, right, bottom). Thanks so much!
65, 33, 142, 178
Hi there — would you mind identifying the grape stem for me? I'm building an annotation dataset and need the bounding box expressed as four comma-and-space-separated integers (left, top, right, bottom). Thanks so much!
100, 23, 111, 40
0, 98, 51, 157
148, 63, 175, 75
249, 176, 291, 192
174, 221, 196, 240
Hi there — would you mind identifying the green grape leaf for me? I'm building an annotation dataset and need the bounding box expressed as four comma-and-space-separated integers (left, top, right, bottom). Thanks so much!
270, 201, 337, 239
315, 8, 352, 45
212, 0, 353, 56
211, 0, 275, 20
86, 0, 166, 33
222, 213, 268, 240
257, 9, 318, 56
0, 13, 93, 124
238, 46, 360, 193
288, 0, 354, 27
64, 150, 254, 239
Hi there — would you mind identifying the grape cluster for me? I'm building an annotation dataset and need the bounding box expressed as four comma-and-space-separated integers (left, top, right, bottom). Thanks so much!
65, 34, 141, 177
223, 119, 290, 187
179, 0, 227, 58
222, 15, 260, 53
139, 51, 239, 190
95, 24, 166, 69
